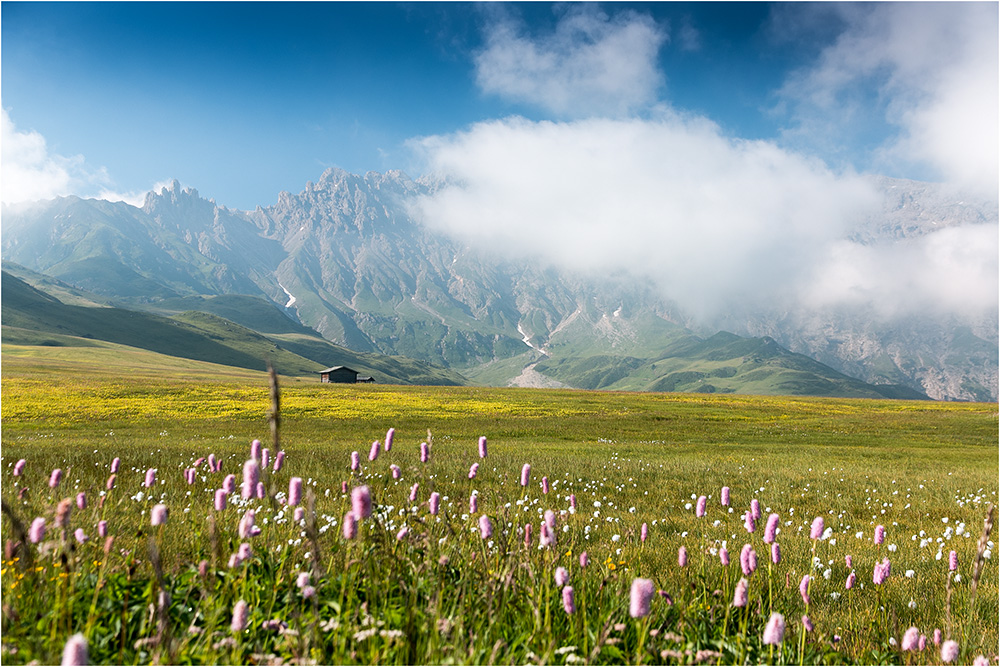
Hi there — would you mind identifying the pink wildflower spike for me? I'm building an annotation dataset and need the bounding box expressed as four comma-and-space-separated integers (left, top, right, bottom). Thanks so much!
294, 507, 305, 522
569, 494, 577, 510
696, 495, 707, 517
845, 554, 853, 569
352, 485, 372, 520
288, 477, 303, 507
919, 635, 927, 651
771, 542, 781, 565
368, 440, 380, 462
750, 498, 761, 521
261, 449, 269, 469
562, 586, 576, 614
740, 544, 756, 576
721, 486, 730, 506
97, 520, 108, 538
579, 551, 589, 568
744, 512, 755, 533
719, 547, 730, 566
678, 546, 688, 567
419, 442, 429, 463
949, 550, 958, 572
238, 542, 252, 561
641, 522, 648, 543
273, 451, 285, 472
409, 483, 419, 502
342, 511, 357, 539
524, 523, 533, 547
629, 578, 654, 618
555, 566, 569, 587
810, 516, 824, 540
76, 492, 87, 510
151, 504, 168, 526
520, 464, 531, 487
193, 457, 205, 469
231, 600, 249, 632
468, 463, 478, 480
55, 498, 73, 528
478, 435, 487, 459
206, 454, 216, 472
341, 481, 348, 494
934, 629, 942, 646
470, 494, 478, 514
61, 632, 88, 666
13, 459, 26, 476
539, 522, 555, 548
214, 489, 227, 511
250, 439, 262, 461
385, 428, 395, 452
256, 481, 266, 499
396, 525, 409, 540
238, 510, 256, 539
799, 574, 811, 605
845, 571, 856, 590
874, 524, 885, 545
732, 578, 749, 607
301, 585, 316, 599
74, 528, 88, 544
241, 460, 260, 499
350, 451, 360, 471
429, 492, 440, 516
764, 513, 780, 544
479, 515, 493, 539
391, 464, 402, 479
902, 627, 920, 652
762, 613, 786, 645
544, 509, 556, 531
802, 615, 814, 632
111, 457, 121, 474
973, 656, 989, 666
223, 474, 236, 494
49, 468, 63, 488
941, 640, 960, 663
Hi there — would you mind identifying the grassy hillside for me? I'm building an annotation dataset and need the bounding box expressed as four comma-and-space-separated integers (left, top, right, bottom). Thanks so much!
535, 332, 928, 400
1, 271, 466, 385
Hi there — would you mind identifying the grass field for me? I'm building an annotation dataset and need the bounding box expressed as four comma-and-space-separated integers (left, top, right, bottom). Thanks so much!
1, 343, 997, 665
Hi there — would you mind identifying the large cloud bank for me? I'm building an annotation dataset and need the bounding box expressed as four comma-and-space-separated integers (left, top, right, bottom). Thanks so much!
410, 5, 997, 322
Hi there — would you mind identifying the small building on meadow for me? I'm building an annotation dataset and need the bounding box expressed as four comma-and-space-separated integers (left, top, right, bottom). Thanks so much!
319, 366, 363, 383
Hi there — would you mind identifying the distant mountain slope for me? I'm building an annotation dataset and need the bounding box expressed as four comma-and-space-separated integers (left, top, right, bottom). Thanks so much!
534, 331, 928, 399
2, 172, 994, 400
1, 272, 466, 385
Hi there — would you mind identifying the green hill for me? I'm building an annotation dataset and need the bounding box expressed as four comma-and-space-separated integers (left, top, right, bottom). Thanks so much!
1, 271, 466, 385
534, 331, 928, 399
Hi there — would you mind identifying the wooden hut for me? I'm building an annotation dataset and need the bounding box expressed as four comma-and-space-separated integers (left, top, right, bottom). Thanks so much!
318, 366, 360, 383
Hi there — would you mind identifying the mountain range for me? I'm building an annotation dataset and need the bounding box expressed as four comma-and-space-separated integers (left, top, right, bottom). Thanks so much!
2, 169, 995, 400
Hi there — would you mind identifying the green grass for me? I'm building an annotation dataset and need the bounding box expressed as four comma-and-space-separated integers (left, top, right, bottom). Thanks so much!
1, 344, 997, 665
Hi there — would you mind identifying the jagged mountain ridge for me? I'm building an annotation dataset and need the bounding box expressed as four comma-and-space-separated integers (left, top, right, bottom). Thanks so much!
1, 170, 994, 399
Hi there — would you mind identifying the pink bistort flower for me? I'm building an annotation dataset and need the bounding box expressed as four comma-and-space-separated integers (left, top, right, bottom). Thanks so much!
763, 613, 786, 645
288, 477, 303, 507
629, 578, 654, 618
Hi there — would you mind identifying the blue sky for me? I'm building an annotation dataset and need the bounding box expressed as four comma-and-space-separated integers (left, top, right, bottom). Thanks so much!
5, 2, 993, 210
2, 2, 997, 320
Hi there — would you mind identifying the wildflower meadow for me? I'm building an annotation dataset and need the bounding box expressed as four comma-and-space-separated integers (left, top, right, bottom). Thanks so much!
1, 356, 997, 665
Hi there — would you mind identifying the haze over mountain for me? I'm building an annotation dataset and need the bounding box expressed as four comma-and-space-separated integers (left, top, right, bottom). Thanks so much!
3, 169, 994, 400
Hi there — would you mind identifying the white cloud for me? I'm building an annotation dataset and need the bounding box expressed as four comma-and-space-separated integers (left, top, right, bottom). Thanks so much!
409, 114, 882, 321
778, 3, 998, 199
2, 109, 163, 207
1, 108, 93, 204
474, 7, 667, 117
804, 224, 998, 318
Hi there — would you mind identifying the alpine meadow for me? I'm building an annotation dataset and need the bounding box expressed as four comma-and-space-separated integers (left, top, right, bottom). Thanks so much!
2, 2, 998, 666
